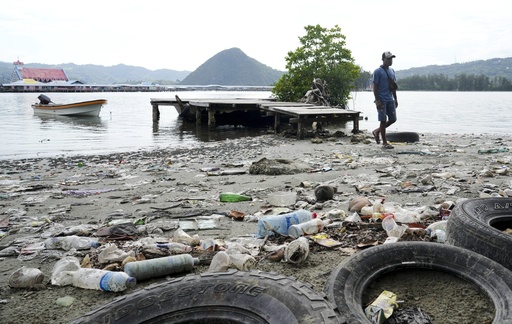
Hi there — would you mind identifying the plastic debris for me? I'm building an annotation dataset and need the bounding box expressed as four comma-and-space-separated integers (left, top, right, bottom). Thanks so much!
365, 290, 398, 324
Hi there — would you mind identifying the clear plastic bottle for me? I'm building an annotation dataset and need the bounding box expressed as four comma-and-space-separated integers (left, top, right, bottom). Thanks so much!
257, 210, 313, 238
123, 254, 200, 281
71, 268, 136, 292
219, 192, 252, 202
381, 214, 407, 238
44, 235, 100, 250
208, 251, 231, 273
426, 220, 448, 236
284, 237, 309, 264
156, 242, 193, 253
51, 256, 81, 286
287, 218, 332, 238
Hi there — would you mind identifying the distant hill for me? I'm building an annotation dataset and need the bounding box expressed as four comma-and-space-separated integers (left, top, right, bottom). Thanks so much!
2, 54, 511, 87
0, 61, 190, 85
396, 57, 512, 80
180, 48, 285, 86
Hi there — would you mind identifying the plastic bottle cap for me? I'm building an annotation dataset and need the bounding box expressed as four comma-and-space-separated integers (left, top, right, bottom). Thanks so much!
126, 276, 137, 288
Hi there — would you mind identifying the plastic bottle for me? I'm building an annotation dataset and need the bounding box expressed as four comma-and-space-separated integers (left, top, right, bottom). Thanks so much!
381, 215, 407, 238
9, 266, 45, 288
219, 192, 252, 202
156, 242, 193, 253
228, 253, 257, 271
173, 228, 201, 246
44, 235, 100, 250
257, 210, 313, 238
288, 218, 333, 238
51, 256, 81, 286
426, 220, 448, 242
426, 220, 448, 235
208, 251, 230, 273
284, 237, 309, 264
123, 254, 200, 281
71, 268, 136, 292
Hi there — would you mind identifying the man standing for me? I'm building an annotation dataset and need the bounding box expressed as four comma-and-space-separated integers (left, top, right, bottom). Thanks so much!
372, 51, 398, 149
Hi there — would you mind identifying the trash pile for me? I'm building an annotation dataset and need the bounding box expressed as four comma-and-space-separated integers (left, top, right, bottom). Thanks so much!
3, 189, 452, 293
0, 133, 510, 322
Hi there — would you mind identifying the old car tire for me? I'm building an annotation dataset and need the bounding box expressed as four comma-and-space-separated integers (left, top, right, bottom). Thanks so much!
446, 197, 512, 271
386, 131, 420, 143
324, 241, 512, 324
72, 269, 341, 324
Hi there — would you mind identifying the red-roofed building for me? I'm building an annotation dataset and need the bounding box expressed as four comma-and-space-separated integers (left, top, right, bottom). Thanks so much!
10, 60, 69, 82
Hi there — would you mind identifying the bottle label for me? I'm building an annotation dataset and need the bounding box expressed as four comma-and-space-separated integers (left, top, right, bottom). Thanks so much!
99, 272, 128, 292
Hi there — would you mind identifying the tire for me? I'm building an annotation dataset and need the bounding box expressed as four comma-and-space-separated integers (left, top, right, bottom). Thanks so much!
324, 241, 512, 324
446, 197, 512, 271
72, 269, 341, 324
386, 131, 420, 143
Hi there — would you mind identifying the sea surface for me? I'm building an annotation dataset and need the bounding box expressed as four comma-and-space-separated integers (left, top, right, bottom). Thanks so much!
1, 91, 511, 160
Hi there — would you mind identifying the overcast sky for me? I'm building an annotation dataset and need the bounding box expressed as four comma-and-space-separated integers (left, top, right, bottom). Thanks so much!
1, 0, 510, 73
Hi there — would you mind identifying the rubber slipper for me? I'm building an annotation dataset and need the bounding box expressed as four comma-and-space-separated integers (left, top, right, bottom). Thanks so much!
382, 144, 394, 149
372, 130, 380, 144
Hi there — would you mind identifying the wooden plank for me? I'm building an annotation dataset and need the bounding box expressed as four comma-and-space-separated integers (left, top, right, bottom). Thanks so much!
289, 116, 358, 124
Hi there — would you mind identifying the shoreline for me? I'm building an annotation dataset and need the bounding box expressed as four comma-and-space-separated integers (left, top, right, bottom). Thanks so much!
0, 131, 510, 323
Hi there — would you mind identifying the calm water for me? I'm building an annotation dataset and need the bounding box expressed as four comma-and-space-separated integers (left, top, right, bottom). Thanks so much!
1, 91, 511, 160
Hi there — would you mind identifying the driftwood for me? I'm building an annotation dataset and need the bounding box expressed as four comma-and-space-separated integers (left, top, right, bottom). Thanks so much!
299, 78, 330, 106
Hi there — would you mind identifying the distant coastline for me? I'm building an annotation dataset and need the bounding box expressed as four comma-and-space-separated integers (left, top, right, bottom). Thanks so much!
0, 85, 274, 93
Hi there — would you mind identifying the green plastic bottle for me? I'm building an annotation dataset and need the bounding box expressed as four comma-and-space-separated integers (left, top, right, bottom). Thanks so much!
219, 192, 252, 202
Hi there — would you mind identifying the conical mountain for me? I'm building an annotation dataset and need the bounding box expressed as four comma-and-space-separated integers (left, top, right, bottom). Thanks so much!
180, 48, 284, 86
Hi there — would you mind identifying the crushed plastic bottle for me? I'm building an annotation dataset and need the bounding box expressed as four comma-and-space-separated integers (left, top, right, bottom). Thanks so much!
172, 228, 200, 246
426, 220, 448, 243
208, 251, 230, 273
156, 242, 193, 253
257, 210, 313, 238
44, 235, 100, 250
283, 237, 309, 264
123, 254, 199, 281
9, 266, 45, 288
228, 253, 257, 271
71, 268, 136, 292
381, 214, 407, 238
51, 256, 81, 286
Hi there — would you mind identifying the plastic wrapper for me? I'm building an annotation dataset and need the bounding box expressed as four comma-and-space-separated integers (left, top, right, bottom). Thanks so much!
365, 290, 398, 324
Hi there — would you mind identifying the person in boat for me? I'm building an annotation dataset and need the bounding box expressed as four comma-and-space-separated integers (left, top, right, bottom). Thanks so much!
371, 51, 398, 149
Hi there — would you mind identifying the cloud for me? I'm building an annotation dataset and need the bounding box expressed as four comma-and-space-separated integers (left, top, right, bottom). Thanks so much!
1, 0, 511, 72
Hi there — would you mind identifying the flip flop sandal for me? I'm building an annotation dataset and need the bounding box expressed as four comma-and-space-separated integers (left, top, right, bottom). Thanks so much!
382, 144, 394, 149
372, 130, 380, 144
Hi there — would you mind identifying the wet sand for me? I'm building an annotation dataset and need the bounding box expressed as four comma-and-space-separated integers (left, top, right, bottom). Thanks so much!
0, 131, 510, 323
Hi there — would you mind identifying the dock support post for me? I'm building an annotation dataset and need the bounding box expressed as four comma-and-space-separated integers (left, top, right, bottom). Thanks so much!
274, 112, 281, 134
353, 112, 360, 132
208, 109, 216, 130
195, 108, 202, 125
297, 119, 304, 139
152, 104, 160, 122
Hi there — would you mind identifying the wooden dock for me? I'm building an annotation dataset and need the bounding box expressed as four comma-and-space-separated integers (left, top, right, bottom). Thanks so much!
150, 97, 361, 139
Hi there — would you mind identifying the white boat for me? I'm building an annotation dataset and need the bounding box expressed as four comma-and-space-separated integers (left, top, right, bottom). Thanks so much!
32, 94, 107, 117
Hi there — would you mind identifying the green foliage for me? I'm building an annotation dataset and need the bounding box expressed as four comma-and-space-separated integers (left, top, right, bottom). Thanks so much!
272, 25, 360, 106
397, 73, 512, 91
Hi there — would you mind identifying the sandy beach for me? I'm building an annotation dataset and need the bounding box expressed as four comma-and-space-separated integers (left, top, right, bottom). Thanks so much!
1, 130, 511, 323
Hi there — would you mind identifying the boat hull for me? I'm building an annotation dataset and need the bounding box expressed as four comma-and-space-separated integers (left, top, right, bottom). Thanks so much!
32, 99, 107, 117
